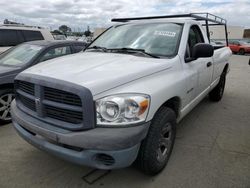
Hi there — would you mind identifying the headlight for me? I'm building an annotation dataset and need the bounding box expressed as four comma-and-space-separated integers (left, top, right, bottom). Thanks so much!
96, 94, 150, 126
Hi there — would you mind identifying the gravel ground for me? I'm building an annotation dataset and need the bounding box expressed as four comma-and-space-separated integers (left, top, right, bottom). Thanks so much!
0, 55, 249, 188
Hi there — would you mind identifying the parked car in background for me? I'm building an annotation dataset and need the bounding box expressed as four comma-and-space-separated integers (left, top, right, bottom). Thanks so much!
0, 24, 54, 54
210, 39, 226, 46
0, 40, 87, 125
78, 36, 93, 44
228, 40, 250, 55
66, 36, 79, 41
210, 40, 226, 49
53, 34, 67, 40
242, 38, 250, 44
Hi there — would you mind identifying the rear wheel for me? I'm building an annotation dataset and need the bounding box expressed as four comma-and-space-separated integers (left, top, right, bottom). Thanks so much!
136, 107, 176, 175
0, 89, 14, 125
239, 49, 245, 55
209, 72, 226, 102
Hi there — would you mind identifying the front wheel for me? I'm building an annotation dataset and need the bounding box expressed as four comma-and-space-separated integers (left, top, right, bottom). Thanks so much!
0, 89, 14, 125
209, 72, 226, 102
136, 107, 176, 175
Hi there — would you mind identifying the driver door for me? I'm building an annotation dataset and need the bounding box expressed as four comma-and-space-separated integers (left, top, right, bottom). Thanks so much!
185, 25, 213, 100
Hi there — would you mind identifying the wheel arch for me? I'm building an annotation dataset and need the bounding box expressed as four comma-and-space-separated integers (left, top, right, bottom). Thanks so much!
0, 83, 14, 90
155, 96, 181, 119
223, 63, 229, 74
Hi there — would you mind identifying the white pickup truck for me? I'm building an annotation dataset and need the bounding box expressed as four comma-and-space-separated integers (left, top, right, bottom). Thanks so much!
11, 13, 232, 175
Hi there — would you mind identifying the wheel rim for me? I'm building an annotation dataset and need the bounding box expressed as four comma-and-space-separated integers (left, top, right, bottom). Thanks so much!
156, 123, 173, 163
0, 93, 14, 121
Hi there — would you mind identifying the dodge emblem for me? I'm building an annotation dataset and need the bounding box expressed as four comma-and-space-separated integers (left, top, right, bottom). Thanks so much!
35, 98, 41, 107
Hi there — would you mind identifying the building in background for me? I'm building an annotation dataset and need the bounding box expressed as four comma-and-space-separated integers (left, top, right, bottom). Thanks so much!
93, 28, 107, 38
243, 29, 250, 38
208, 26, 244, 40
3, 19, 24, 25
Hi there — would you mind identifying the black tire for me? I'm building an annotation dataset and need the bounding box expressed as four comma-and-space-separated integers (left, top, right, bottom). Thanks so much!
209, 71, 226, 102
136, 107, 176, 175
239, 49, 245, 55
0, 88, 14, 125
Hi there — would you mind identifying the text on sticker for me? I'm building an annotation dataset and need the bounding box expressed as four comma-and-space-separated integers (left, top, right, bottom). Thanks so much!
154, 31, 176, 37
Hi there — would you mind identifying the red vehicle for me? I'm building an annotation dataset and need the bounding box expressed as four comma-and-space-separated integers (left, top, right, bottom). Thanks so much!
228, 41, 250, 55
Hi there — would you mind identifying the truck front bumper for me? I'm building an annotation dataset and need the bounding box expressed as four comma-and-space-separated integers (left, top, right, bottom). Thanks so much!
11, 101, 150, 169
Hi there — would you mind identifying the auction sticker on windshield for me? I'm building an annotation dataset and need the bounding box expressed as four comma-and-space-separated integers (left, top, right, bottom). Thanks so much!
154, 31, 176, 37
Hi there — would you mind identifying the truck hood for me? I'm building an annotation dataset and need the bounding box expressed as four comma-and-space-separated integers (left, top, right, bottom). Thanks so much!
22, 52, 174, 95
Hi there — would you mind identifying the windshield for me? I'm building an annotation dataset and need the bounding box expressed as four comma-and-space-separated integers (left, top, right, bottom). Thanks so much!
89, 23, 183, 57
0, 44, 43, 67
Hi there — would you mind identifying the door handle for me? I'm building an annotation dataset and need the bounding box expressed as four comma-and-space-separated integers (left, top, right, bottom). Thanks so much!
207, 62, 212, 67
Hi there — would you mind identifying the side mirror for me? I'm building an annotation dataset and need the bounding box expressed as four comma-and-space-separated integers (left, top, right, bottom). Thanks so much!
186, 43, 214, 63
192, 43, 214, 59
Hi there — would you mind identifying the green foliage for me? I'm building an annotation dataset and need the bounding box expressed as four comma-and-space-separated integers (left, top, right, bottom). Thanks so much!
59, 25, 71, 34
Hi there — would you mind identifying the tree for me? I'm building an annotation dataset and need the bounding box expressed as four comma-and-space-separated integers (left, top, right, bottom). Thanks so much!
84, 30, 91, 37
84, 26, 91, 37
59, 25, 71, 34
52, 30, 63, 35
4, 19, 9, 24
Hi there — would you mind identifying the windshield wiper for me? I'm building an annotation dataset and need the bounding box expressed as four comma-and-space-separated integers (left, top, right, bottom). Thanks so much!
110, 48, 160, 58
85, 46, 108, 52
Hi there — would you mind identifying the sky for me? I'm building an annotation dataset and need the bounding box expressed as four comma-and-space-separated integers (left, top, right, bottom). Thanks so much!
0, 0, 249, 31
